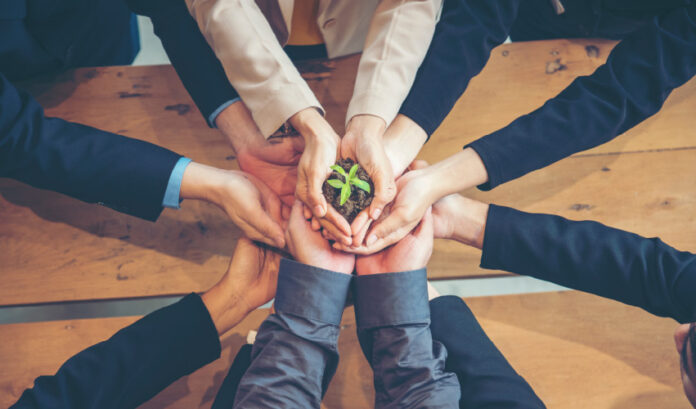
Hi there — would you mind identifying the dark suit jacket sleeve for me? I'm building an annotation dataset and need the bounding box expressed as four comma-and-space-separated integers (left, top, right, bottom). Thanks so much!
10, 294, 221, 409
430, 296, 546, 409
354, 270, 461, 409
398, 0, 520, 137
125, 0, 239, 126
468, 4, 696, 190
0, 73, 181, 221
233, 259, 351, 408
482, 205, 696, 323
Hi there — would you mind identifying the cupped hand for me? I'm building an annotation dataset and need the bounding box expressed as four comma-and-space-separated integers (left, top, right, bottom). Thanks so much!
290, 108, 352, 243
341, 115, 396, 229
286, 200, 355, 274
334, 162, 439, 255
180, 163, 285, 248
216, 100, 304, 207
202, 237, 282, 335
355, 207, 434, 275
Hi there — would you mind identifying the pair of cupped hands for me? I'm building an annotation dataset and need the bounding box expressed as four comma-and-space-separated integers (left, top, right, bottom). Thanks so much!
206, 103, 444, 257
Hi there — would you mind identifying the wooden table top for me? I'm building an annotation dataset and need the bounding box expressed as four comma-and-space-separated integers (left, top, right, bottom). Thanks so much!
1, 38, 695, 305
0, 291, 690, 408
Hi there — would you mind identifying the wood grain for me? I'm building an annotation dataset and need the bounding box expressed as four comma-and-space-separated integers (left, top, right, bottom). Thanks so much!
1, 38, 695, 304
0, 292, 690, 408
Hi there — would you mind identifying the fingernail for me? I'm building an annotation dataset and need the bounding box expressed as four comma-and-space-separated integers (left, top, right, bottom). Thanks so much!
343, 236, 352, 246
366, 234, 377, 246
371, 208, 381, 220
314, 205, 324, 216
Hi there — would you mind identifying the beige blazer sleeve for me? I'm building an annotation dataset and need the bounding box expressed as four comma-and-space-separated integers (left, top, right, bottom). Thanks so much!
346, 0, 442, 127
186, 0, 322, 138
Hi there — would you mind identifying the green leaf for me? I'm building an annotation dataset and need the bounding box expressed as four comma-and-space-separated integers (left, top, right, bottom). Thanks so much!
340, 183, 351, 205
348, 164, 359, 180
330, 165, 347, 177
351, 178, 371, 193
326, 179, 344, 189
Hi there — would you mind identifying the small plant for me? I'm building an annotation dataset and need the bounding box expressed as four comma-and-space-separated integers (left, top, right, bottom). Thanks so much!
326, 164, 371, 206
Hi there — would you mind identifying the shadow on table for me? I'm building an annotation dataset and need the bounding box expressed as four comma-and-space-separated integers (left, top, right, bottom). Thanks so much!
0, 180, 239, 265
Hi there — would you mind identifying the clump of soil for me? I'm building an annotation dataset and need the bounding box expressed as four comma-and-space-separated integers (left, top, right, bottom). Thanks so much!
322, 158, 374, 224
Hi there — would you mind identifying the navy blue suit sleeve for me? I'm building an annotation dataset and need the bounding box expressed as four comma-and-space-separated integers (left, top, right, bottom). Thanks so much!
125, 0, 239, 126
10, 294, 221, 409
430, 296, 546, 409
399, 0, 520, 137
233, 259, 352, 408
468, 4, 696, 190
354, 270, 460, 409
482, 205, 696, 323
0, 74, 181, 221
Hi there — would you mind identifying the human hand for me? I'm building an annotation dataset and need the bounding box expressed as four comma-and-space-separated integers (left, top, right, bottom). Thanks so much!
432, 193, 489, 249
286, 200, 355, 274
290, 108, 352, 244
180, 162, 285, 248
201, 238, 282, 335
355, 207, 434, 275
216, 101, 304, 207
345, 114, 428, 245
341, 115, 396, 226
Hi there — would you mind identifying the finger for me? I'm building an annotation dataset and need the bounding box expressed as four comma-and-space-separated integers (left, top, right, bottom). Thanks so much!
364, 209, 412, 248
318, 217, 352, 246
310, 217, 321, 231
349, 209, 371, 240
368, 168, 396, 220
351, 218, 372, 247
235, 218, 280, 248
243, 209, 285, 248
281, 203, 291, 222
303, 205, 312, 220
409, 159, 430, 171
307, 172, 328, 218
322, 206, 352, 238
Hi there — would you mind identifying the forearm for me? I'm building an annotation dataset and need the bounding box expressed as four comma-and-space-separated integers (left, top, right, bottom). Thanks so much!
347, 0, 442, 126
416, 148, 489, 203
11, 294, 221, 409
186, 0, 321, 137
0, 74, 180, 221
383, 114, 427, 177
399, 0, 519, 136
468, 4, 696, 190
481, 205, 696, 323
355, 269, 460, 408
430, 296, 546, 408
234, 259, 351, 408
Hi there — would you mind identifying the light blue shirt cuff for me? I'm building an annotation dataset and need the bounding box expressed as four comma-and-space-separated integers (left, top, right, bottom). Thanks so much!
162, 157, 192, 209
208, 97, 240, 128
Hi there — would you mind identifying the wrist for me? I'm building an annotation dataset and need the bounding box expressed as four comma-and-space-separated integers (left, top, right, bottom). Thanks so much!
450, 197, 489, 248
383, 115, 427, 177
426, 148, 489, 199
215, 101, 264, 153
180, 162, 234, 206
289, 107, 331, 142
201, 283, 249, 336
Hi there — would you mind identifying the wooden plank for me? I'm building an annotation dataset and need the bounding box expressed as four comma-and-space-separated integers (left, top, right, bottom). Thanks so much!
2, 38, 695, 303
1, 291, 690, 408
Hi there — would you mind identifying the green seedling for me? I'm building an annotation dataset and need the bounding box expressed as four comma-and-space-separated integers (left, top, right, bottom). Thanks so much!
327, 164, 371, 206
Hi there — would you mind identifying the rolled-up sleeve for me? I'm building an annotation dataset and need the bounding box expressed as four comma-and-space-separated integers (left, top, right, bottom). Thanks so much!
233, 258, 352, 408
354, 269, 460, 409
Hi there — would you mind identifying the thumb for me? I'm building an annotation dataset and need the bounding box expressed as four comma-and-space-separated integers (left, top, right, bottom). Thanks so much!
368, 167, 396, 220
365, 208, 409, 248
245, 206, 285, 248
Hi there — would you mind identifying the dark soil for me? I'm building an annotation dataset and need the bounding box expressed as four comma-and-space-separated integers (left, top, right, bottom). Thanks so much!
322, 158, 374, 224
